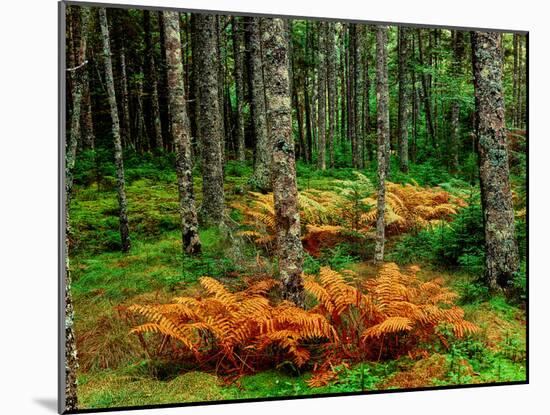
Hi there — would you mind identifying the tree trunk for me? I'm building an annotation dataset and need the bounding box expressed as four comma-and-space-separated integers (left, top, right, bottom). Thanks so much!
99, 8, 131, 252
471, 31, 519, 291
64, 7, 91, 410
363, 27, 372, 163
397, 26, 410, 173
162, 11, 201, 254
348, 25, 357, 167
326, 23, 336, 169
246, 17, 271, 191
233, 16, 246, 162
416, 29, 435, 149
316, 21, 327, 170
143, 10, 163, 151
354, 25, 364, 169
196, 14, 225, 227
260, 17, 305, 307
449, 30, 464, 171
118, 37, 132, 149
374, 26, 389, 263
512, 33, 519, 127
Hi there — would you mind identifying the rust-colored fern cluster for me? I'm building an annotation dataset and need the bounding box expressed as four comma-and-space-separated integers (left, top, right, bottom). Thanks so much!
232, 180, 465, 254
129, 277, 336, 373
128, 264, 477, 379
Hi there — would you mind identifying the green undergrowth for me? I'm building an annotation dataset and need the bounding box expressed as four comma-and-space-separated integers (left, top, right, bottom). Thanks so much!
70, 158, 526, 409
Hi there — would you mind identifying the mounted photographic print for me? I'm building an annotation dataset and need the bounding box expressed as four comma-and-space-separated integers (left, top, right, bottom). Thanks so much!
59, 1, 528, 412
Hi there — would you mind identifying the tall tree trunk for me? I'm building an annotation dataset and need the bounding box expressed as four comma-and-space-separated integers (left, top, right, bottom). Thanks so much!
233, 16, 246, 162
449, 30, 464, 172
354, 25, 364, 169
260, 17, 304, 307
246, 17, 271, 191
64, 7, 91, 411
196, 14, 225, 227
374, 26, 389, 263
143, 10, 163, 151
471, 31, 519, 291
512, 33, 519, 128
99, 8, 131, 252
339, 25, 347, 153
516, 36, 524, 128
158, 11, 172, 151
397, 26, 410, 173
417, 29, 435, 149
348, 25, 357, 167
363, 27, 372, 162
316, 21, 327, 170
163, 11, 201, 254
81, 76, 95, 150
304, 21, 314, 164
326, 22, 336, 168
118, 37, 132, 149
216, 17, 228, 159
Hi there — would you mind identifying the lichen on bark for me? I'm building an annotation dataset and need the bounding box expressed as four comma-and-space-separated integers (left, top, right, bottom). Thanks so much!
163, 11, 201, 255
472, 31, 519, 290
260, 17, 305, 307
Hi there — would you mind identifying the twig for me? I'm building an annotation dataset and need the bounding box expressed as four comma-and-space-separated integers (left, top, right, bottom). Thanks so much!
66, 60, 89, 72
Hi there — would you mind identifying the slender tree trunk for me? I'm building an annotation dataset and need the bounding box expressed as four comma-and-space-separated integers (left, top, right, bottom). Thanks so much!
64, 7, 91, 411
304, 21, 313, 164
471, 31, 519, 291
158, 11, 172, 151
516, 36, 524, 128
118, 37, 132, 149
260, 17, 305, 307
417, 29, 435, 148
246, 17, 271, 191
233, 16, 246, 162
163, 11, 201, 254
512, 33, 519, 128
449, 31, 464, 171
339, 25, 347, 153
326, 23, 336, 168
363, 27, 372, 163
317, 21, 327, 170
348, 25, 357, 167
99, 8, 131, 252
397, 26, 410, 173
374, 26, 389, 264
143, 10, 163, 151
354, 25, 364, 169
196, 14, 225, 227
216, 17, 228, 159
81, 77, 95, 150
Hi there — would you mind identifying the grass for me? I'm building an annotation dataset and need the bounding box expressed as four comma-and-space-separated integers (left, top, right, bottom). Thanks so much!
69, 156, 526, 409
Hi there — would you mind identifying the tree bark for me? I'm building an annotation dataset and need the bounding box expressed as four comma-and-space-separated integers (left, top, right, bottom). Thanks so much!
233, 16, 246, 162
374, 26, 389, 263
118, 36, 132, 149
326, 22, 337, 168
144, 10, 163, 151
471, 31, 519, 291
449, 30, 464, 171
416, 29, 435, 149
397, 26, 410, 173
196, 14, 225, 227
260, 17, 305, 307
317, 21, 327, 170
354, 24, 365, 169
162, 11, 202, 254
99, 8, 131, 252
246, 17, 271, 191
348, 25, 357, 168
64, 7, 91, 410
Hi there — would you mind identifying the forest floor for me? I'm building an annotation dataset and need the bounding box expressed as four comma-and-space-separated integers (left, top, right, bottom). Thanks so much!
70, 157, 526, 409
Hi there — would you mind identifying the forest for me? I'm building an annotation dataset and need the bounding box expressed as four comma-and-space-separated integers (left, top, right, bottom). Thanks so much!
63, 4, 527, 411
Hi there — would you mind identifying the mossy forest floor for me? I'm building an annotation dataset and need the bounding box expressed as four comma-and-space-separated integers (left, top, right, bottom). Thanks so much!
70, 157, 526, 409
